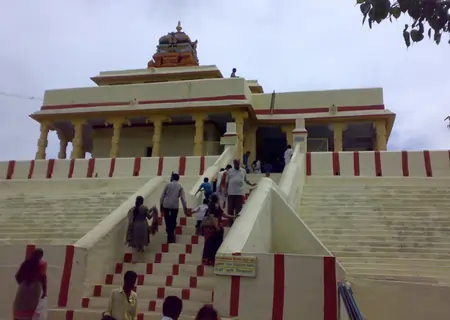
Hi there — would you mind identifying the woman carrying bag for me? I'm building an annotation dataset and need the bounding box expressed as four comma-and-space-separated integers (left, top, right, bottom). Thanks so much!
201, 193, 235, 266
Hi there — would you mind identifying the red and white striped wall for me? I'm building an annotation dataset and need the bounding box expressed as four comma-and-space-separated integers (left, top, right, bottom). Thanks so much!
215, 253, 337, 320
0, 156, 218, 180
306, 150, 450, 177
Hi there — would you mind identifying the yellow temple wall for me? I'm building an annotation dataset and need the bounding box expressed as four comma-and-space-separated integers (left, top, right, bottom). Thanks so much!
251, 87, 384, 110
91, 124, 221, 158
42, 77, 252, 107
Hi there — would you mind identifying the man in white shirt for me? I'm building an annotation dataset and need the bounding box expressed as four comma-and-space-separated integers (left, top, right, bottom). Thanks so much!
284, 144, 294, 166
161, 295, 183, 320
226, 158, 256, 226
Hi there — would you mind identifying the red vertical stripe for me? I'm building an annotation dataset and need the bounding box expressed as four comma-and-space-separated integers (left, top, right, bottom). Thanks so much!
230, 252, 241, 317
28, 160, 35, 179
46, 159, 55, 179
272, 253, 285, 320
323, 256, 337, 320
178, 156, 186, 176
65, 310, 74, 320
353, 152, 360, 176
109, 158, 116, 177
58, 245, 75, 307
87, 158, 95, 178
157, 157, 164, 176
306, 152, 312, 176
374, 151, 382, 176
423, 150, 432, 177
68, 159, 75, 178
25, 244, 36, 259
332, 152, 340, 176
401, 151, 409, 177
133, 157, 141, 176
6, 160, 15, 179
199, 156, 205, 175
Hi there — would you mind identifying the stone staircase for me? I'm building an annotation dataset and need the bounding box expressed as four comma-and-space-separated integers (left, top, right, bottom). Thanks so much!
0, 178, 150, 245
49, 186, 255, 320
299, 177, 450, 285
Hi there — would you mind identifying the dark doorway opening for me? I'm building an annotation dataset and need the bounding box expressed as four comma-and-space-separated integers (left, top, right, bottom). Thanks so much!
256, 126, 286, 173
146, 147, 153, 157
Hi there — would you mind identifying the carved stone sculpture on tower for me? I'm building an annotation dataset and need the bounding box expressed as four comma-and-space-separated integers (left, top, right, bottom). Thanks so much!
148, 21, 199, 68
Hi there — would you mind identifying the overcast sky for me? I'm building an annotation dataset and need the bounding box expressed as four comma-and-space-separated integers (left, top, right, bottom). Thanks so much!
0, 0, 449, 160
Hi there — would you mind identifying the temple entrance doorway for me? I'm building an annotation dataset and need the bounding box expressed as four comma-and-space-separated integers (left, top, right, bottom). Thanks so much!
255, 126, 286, 173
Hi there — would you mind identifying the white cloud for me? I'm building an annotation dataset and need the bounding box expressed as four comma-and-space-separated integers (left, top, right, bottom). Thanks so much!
0, 0, 449, 160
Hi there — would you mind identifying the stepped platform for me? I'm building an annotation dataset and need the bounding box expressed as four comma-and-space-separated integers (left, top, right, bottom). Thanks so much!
0, 178, 153, 245
299, 176, 450, 286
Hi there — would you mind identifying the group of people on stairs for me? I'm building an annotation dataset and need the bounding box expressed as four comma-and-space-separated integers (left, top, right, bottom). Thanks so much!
12, 158, 256, 320
126, 158, 256, 265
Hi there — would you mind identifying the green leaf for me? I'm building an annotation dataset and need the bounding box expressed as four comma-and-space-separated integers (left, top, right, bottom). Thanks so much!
411, 29, 424, 42
390, 6, 401, 19
356, 0, 365, 3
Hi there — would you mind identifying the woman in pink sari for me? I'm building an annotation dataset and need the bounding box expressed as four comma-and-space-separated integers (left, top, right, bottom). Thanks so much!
13, 248, 47, 320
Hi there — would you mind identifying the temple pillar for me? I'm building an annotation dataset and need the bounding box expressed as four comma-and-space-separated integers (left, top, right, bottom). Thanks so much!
147, 115, 169, 157
35, 121, 51, 160
106, 117, 129, 158
193, 113, 207, 156
330, 123, 347, 152
374, 120, 387, 151
56, 129, 68, 159
293, 118, 308, 153
244, 124, 257, 164
71, 119, 85, 159
282, 124, 295, 146
231, 111, 247, 162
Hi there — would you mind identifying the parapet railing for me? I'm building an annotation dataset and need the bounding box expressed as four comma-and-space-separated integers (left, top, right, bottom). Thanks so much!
338, 282, 365, 320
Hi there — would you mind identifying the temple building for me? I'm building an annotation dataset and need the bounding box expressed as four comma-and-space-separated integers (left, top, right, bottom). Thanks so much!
30, 21, 396, 166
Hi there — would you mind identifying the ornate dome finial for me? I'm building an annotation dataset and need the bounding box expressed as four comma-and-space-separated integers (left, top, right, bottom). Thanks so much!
176, 21, 182, 32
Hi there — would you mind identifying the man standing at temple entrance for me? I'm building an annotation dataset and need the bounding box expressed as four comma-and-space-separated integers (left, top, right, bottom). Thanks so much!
225, 159, 256, 226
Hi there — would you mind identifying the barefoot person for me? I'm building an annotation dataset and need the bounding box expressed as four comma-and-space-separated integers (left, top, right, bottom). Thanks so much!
126, 196, 158, 263
225, 159, 256, 226
13, 248, 47, 320
160, 173, 188, 243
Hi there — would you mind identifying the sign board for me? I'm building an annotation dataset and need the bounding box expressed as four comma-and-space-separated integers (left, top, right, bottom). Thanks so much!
220, 136, 237, 145
214, 255, 257, 277
294, 136, 305, 143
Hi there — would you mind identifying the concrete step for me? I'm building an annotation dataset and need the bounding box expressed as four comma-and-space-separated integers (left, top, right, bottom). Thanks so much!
342, 264, 450, 277
106, 273, 215, 290
301, 214, 450, 221
48, 309, 205, 320
80, 296, 206, 315
48, 309, 237, 320
320, 239, 450, 249
118, 262, 215, 277
310, 227, 450, 235
87, 284, 213, 303
337, 256, 450, 267
332, 250, 450, 260
315, 233, 450, 243
123, 252, 201, 265
330, 244, 450, 254
302, 218, 450, 226
126, 243, 204, 256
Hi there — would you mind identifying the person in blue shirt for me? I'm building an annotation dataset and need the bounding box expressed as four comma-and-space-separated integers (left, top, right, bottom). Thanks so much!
195, 177, 213, 200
